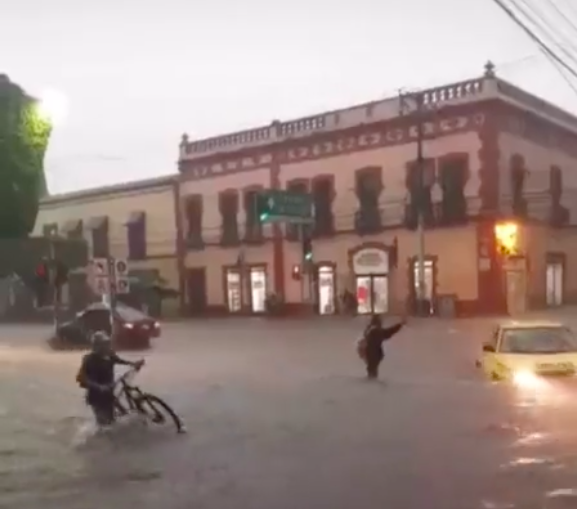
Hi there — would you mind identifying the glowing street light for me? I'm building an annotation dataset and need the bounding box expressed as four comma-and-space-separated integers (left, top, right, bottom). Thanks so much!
36, 89, 69, 126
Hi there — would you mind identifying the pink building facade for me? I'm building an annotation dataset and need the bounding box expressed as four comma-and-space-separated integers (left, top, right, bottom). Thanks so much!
176, 64, 577, 317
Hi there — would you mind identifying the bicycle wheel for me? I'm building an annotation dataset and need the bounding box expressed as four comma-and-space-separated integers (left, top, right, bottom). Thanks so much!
136, 393, 185, 433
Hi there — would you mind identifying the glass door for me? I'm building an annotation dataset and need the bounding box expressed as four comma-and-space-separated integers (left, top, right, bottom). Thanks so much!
372, 276, 389, 314
546, 263, 563, 307
318, 266, 335, 315
249, 268, 267, 313
356, 276, 372, 314
226, 270, 242, 312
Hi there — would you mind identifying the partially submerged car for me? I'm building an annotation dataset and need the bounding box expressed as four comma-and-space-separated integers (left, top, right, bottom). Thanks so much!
48, 302, 160, 351
477, 320, 577, 386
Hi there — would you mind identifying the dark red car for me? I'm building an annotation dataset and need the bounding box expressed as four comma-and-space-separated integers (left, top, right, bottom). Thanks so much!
49, 302, 160, 351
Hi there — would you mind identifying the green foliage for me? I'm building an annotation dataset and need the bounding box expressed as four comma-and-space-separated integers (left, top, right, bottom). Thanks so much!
0, 74, 51, 238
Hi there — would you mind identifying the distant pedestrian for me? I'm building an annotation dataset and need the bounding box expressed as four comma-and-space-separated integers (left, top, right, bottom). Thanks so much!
357, 315, 405, 379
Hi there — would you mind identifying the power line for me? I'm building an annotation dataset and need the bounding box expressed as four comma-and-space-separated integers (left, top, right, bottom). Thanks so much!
513, 0, 577, 66
490, 0, 577, 80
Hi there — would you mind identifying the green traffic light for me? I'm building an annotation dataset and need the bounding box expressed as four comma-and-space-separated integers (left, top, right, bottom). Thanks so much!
259, 212, 269, 222
305, 252, 313, 261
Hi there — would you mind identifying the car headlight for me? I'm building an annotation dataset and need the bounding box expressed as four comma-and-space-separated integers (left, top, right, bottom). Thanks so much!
512, 370, 544, 389
124, 323, 134, 329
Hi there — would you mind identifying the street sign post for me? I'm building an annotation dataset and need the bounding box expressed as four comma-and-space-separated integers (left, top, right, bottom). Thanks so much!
256, 190, 313, 224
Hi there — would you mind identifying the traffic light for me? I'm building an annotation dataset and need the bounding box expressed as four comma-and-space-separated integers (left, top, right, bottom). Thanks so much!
35, 260, 49, 283
291, 264, 302, 281
256, 194, 273, 223
302, 236, 313, 262
34, 260, 50, 307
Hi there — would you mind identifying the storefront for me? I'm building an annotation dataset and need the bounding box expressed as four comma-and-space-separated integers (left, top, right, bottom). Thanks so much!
316, 264, 336, 315
224, 265, 268, 313
351, 246, 390, 314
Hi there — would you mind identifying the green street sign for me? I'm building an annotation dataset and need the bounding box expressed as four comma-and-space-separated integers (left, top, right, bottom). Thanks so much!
256, 190, 313, 224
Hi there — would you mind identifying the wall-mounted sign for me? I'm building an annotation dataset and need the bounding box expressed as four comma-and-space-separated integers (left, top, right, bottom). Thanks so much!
352, 248, 389, 275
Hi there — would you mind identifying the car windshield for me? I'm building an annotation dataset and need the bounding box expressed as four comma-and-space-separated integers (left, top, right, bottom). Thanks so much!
115, 304, 148, 322
500, 327, 577, 354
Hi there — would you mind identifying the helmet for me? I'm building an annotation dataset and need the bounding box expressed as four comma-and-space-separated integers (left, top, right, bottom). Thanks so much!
91, 330, 111, 345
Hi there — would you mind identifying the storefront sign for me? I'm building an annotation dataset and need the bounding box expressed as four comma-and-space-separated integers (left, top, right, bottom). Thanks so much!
352, 248, 389, 275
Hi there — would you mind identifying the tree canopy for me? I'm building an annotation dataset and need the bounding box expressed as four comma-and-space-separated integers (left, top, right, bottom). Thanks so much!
0, 74, 51, 238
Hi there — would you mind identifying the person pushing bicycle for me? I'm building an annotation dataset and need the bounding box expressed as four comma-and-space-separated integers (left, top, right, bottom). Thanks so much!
76, 331, 144, 427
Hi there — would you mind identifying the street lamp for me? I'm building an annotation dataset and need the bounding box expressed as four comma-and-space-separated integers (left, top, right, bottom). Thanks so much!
36, 89, 69, 126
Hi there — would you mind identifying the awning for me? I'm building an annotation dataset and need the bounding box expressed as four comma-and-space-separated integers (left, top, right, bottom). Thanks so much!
125, 211, 145, 226
85, 216, 107, 230
60, 219, 82, 233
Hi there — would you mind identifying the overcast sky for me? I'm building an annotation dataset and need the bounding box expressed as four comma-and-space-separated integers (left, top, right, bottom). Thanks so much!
2, 0, 577, 194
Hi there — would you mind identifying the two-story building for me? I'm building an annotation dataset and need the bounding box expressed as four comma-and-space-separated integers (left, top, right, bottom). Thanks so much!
177, 63, 577, 317
34, 175, 181, 315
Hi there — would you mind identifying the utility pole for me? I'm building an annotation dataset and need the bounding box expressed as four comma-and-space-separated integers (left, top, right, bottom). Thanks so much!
400, 90, 428, 316
48, 229, 60, 332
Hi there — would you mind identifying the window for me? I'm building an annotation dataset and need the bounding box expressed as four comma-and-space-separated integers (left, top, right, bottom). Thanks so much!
244, 188, 263, 243
355, 167, 382, 234
185, 195, 203, 249
62, 219, 83, 240
438, 155, 468, 225
286, 180, 308, 241
550, 166, 568, 226
510, 154, 527, 218
127, 211, 146, 260
219, 191, 239, 246
312, 177, 334, 237
404, 160, 435, 229
86, 216, 109, 258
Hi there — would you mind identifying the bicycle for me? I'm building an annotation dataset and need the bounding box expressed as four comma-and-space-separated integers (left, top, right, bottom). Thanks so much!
113, 364, 185, 433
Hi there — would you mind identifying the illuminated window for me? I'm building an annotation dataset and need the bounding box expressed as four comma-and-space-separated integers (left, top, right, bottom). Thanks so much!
494, 222, 519, 255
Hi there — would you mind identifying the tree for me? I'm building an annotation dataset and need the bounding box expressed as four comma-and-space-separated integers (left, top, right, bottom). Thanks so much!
0, 74, 51, 239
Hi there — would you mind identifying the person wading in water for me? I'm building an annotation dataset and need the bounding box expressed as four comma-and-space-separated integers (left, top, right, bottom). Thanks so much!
358, 315, 405, 379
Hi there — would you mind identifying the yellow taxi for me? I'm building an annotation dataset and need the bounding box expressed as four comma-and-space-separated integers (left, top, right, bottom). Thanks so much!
478, 320, 577, 387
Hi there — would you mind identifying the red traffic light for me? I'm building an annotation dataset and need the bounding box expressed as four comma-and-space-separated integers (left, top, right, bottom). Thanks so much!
35, 262, 47, 278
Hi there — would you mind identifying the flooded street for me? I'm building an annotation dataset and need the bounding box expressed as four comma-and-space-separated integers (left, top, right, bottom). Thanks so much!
1, 318, 577, 509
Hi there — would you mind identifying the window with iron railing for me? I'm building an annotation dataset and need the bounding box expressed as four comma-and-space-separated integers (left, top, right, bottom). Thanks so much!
312, 178, 334, 237
243, 189, 263, 243
185, 195, 204, 249
219, 191, 240, 247
355, 167, 382, 235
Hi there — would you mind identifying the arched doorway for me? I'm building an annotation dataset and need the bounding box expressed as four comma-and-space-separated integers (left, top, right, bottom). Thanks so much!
351, 245, 390, 315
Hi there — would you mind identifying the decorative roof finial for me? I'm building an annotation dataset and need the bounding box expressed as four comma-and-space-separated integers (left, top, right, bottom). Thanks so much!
180, 133, 189, 146
484, 61, 496, 78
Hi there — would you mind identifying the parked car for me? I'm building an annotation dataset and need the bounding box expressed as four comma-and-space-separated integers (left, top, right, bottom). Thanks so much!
47, 302, 160, 351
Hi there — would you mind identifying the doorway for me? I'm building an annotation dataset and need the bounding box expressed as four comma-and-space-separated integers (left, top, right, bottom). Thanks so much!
412, 259, 434, 315
317, 265, 336, 315
249, 267, 267, 313
225, 269, 242, 313
546, 262, 563, 307
356, 275, 388, 315
505, 270, 527, 316
186, 268, 207, 315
